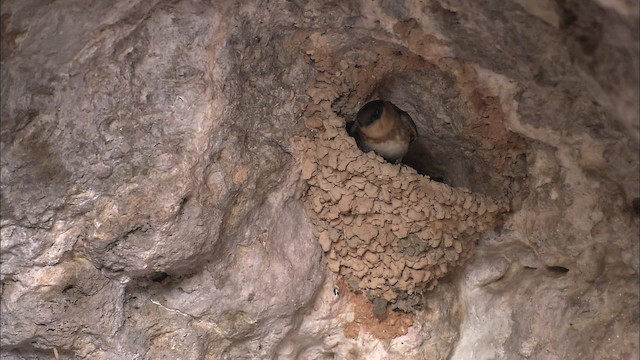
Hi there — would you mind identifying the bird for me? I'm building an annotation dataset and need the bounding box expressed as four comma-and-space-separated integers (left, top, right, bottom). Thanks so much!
346, 100, 418, 164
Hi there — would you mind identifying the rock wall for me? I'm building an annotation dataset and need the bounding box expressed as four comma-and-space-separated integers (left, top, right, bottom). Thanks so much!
1, 0, 638, 359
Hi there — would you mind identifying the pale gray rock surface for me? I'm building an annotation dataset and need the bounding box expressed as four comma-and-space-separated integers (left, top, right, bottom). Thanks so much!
1, 0, 638, 359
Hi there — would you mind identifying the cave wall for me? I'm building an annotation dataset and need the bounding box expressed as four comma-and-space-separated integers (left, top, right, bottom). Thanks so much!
1, 0, 638, 359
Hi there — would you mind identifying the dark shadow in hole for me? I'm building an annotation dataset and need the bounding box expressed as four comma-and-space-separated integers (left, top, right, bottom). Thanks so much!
402, 140, 449, 184
632, 197, 639, 216
149, 271, 169, 283
546, 266, 570, 274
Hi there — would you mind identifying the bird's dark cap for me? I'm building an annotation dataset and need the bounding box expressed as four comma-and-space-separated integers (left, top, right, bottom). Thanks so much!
356, 100, 385, 127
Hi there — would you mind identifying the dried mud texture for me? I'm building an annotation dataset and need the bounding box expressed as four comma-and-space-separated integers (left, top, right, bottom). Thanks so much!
296, 131, 505, 309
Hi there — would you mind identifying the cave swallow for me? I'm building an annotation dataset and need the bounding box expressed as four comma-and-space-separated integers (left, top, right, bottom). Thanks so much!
346, 100, 418, 163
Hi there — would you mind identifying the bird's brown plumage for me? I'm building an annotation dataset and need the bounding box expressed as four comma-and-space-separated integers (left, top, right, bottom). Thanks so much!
347, 100, 418, 163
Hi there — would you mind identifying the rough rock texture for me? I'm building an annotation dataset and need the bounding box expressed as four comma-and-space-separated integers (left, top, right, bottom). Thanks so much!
1, 1, 638, 360
1, 1, 320, 358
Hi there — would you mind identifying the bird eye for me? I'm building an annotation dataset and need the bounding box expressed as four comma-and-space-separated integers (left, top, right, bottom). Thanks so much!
373, 108, 382, 118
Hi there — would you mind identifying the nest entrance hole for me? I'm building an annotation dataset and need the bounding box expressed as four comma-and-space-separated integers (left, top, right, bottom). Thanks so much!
341, 69, 528, 204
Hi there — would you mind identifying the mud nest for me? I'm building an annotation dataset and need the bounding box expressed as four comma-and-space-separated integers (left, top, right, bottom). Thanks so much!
295, 131, 507, 311
295, 32, 526, 311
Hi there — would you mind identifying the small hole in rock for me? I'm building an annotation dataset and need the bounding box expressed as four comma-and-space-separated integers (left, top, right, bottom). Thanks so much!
402, 143, 449, 184
546, 266, 569, 274
632, 197, 639, 215
61, 284, 74, 293
149, 271, 169, 282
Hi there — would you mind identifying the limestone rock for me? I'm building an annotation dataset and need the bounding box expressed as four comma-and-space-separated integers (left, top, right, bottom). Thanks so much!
1, 0, 638, 359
